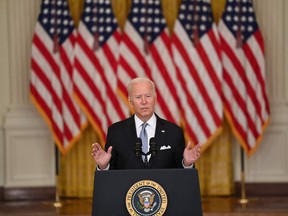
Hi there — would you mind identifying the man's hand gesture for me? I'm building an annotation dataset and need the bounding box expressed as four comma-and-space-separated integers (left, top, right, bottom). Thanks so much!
183, 141, 201, 167
91, 143, 112, 170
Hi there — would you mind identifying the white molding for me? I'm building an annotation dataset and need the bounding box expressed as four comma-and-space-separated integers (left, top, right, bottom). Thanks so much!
246, 124, 288, 182
4, 105, 48, 130
5, 128, 55, 187
4, 106, 55, 187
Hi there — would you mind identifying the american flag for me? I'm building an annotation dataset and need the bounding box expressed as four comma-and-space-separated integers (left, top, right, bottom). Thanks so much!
73, 0, 129, 145
218, 0, 270, 155
30, 0, 87, 154
171, 0, 223, 148
117, 0, 180, 123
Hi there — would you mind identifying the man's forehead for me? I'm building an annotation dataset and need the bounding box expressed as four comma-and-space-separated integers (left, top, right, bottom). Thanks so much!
132, 86, 152, 93
133, 92, 153, 96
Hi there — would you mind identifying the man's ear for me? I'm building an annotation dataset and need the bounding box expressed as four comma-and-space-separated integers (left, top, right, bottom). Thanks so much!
128, 97, 135, 114
128, 97, 133, 108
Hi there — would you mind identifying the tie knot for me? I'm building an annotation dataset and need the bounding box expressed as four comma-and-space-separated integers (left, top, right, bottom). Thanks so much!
142, 122, 148, 129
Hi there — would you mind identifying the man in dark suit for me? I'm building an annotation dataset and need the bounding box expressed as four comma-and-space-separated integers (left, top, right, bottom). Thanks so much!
92, 77, 201, 170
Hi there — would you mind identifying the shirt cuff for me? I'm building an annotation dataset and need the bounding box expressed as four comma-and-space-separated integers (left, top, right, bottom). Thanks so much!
182, 159, 194, 169
97, 163, 110, 171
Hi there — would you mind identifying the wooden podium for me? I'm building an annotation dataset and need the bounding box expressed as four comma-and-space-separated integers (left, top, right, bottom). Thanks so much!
92, 169, 203, 216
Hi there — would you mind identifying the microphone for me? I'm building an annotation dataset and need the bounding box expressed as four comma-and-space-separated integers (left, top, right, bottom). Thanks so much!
149, 137, 157, 157
134, 138, 142, 158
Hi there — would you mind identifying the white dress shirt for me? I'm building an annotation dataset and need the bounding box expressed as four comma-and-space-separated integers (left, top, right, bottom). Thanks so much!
134, 114, 156, 161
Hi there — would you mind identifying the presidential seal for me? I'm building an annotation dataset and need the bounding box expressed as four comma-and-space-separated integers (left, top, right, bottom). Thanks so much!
126, 180, 168, 216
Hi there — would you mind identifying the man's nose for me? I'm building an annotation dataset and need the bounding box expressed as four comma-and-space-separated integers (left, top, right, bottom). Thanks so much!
141, 96, 147, 103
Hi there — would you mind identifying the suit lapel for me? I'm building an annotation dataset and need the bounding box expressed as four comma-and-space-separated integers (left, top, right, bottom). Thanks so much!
125, 116, 137, 138
154, 116, 167, 150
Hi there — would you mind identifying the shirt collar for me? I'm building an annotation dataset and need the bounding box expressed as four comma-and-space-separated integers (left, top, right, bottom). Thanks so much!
134, 113, 156, 129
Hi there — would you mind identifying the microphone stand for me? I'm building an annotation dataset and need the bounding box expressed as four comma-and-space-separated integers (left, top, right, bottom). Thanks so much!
142, 152, 149, 169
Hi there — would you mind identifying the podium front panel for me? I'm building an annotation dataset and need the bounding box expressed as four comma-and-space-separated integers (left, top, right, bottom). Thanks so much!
92, 169, 202, 216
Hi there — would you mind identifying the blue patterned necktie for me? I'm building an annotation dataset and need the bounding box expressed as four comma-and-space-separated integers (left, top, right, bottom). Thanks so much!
140, 122, 148, 160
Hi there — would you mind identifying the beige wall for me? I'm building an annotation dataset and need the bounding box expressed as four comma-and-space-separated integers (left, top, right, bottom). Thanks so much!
0, 0, 55, 187
0, 0, 10, 186
0, 0, 287, 188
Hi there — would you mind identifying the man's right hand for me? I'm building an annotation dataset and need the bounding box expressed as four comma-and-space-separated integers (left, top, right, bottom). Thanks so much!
91, 143, 112, 170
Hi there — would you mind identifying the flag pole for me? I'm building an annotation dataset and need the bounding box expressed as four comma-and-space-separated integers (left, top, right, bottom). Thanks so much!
43, 145, 62, 208
238, 147, 258, 206
53, 145, 62, 207
50, 0, 61, 207
239, 147, 248, 204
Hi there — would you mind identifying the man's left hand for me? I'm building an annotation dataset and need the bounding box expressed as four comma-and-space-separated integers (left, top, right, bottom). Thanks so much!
183, 141, 201, 167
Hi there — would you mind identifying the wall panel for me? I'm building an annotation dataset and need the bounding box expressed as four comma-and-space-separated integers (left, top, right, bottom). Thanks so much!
3, 0, 55, 188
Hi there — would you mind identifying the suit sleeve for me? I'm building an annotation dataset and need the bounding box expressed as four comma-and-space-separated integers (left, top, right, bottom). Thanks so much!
174, 127, 186, 168
104, 126, 118, 170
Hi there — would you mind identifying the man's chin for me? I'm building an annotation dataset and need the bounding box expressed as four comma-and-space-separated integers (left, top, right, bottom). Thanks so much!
139, 112, 152, 119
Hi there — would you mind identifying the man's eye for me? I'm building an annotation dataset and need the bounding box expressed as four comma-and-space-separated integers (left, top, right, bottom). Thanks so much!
135, 96, 141, 99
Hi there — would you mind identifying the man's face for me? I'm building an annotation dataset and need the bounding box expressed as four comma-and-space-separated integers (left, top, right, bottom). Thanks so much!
129, 81, 157, 122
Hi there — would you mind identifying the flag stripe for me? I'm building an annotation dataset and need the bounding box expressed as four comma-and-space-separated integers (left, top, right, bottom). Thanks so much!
172, 33, 213, 138
73, 0, 129, 144
171, 1, 223, 146
221, 36, 259, 138
30, 0, 86, 154
219, 0, 270, 155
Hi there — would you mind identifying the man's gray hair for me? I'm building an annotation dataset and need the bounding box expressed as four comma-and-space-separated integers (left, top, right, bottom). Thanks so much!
127, 77, 156, 97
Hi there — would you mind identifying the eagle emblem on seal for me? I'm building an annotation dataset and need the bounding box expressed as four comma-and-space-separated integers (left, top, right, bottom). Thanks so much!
138, 190, 157, 212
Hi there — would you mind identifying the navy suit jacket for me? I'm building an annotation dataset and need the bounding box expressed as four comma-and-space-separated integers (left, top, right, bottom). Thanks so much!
105, 114, 185, 169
